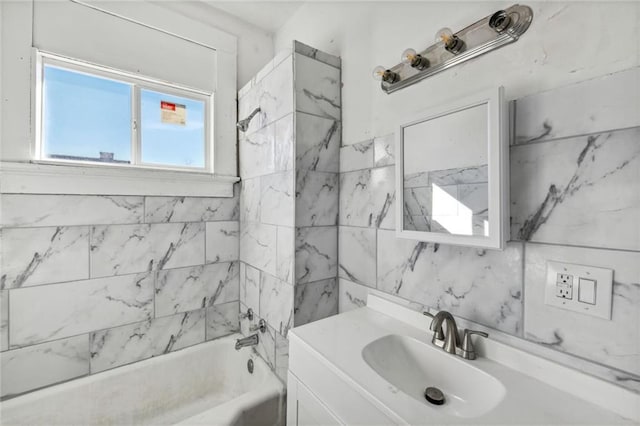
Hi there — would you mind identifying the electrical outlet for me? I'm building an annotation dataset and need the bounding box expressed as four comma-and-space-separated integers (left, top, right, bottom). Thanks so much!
555, 273, 573, 299
556, 282, 573, 299
545, 261, 613, 320
557, 273, 573, 285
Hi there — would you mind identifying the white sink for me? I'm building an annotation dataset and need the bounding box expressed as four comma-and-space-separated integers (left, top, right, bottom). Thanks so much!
362, 334, 506, 418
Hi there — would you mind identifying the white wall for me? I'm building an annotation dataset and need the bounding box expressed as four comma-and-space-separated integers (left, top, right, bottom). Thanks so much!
156, 1, 274, 87
275, 1, 640, 145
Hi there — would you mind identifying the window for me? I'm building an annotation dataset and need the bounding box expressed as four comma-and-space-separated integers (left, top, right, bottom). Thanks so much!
37, 53, 211, 171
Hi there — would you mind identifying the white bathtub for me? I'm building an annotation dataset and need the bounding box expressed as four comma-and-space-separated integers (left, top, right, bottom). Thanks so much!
0, 335, 285, 426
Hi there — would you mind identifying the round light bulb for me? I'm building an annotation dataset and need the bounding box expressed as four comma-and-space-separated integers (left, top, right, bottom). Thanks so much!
401, 48, 417, 65
435, 27, 454, 45
372, 65, 386, 81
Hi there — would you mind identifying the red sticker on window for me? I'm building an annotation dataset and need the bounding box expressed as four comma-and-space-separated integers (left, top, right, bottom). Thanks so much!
161, 101, 176, 111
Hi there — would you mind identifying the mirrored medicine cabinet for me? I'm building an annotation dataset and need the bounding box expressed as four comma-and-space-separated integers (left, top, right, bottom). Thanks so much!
395, 87, 508, 249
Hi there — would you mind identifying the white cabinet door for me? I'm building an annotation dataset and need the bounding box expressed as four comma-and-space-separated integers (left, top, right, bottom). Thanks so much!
288, 372, 343, 426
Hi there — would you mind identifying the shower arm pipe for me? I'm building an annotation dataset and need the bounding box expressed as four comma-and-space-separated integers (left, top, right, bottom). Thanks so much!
245, 107, 260, 122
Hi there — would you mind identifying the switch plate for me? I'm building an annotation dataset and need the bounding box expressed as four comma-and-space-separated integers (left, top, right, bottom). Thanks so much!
578, 278, 596, 304
544, 261, 613, 320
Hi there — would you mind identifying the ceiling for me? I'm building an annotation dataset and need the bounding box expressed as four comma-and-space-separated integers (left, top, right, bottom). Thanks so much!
201, 1, 305, 33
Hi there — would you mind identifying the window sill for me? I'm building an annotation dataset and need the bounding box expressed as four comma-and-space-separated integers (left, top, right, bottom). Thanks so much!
0, 161, 239, 197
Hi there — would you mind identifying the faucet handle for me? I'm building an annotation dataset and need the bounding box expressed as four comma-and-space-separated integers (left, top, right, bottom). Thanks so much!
239, 308, 254, 321
423, 311, 445, 341
461, 329, 489, 360
249, 319, 267, 333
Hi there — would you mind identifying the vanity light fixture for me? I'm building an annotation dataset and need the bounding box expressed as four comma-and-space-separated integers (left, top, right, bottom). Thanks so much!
372, 65, 400, 84
401, 48, 430, 70
374, 4, 533, 94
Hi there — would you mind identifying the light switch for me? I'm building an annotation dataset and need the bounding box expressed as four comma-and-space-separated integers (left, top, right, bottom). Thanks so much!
578, 278, 596, 305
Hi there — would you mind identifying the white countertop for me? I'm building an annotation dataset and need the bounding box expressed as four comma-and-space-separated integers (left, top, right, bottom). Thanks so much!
289, 295, 639, 425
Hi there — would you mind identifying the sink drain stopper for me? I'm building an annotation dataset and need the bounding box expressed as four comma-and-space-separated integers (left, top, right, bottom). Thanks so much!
424, 387, 445, 405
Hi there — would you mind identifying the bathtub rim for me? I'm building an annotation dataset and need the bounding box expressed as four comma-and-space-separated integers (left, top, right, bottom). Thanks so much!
0, 333, 281, 409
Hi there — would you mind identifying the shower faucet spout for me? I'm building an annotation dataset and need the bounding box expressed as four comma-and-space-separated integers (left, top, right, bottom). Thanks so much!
235, 334, 259, 350
237, 107, 261, 132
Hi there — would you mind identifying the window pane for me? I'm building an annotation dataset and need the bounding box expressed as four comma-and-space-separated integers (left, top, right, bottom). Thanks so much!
43, 65, 132, 163
140, 89, 205, 168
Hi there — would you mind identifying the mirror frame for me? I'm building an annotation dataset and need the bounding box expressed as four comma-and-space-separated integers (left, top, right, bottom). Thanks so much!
395, 86, 508, 250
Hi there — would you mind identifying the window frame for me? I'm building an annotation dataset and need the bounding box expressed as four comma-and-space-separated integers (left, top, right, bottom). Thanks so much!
35, 50, 214, 174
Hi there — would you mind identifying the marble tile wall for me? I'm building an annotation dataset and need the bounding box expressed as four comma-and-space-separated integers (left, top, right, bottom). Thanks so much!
0, 187, 241, 398
338, 67, 640, 392
237, 41, 340, 383
292, 41, 340, 327
238, 46, 295, 384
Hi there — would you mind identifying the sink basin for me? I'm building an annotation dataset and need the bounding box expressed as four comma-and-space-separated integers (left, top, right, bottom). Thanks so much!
362, 334, 506, 418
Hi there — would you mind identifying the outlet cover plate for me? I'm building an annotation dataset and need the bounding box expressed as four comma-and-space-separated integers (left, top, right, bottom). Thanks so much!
544, 261, 613, 320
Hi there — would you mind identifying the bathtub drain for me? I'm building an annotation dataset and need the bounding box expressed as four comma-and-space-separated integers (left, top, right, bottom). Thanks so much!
247, 359, 254, 374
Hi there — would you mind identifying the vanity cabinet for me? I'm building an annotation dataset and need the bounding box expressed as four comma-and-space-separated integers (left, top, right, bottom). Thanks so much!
287, 374, 342, 426
286, 333, 397, 426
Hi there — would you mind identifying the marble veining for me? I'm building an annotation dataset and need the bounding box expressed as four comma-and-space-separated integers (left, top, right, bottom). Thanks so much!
295, 226, 338, 284
511, 128, 640, 250
1, 226, 89, 289
514, 67, 640, 145
155, 262, 239, 317
260, 172, 294, 227
89, 309, 205, 373
0, 195, 144, 228
374, 134, 395, 167
402, 166, 488, 235
295, 171, 339, 227
376, 230, 523, 335
333, 67, 639, 393
90, 222, 205, 277
339, 166, 395, 229
206, 301, 240, 341
10, 273, 154, 347
275, 332, 289, 383
294, 278, 338, 326
0, 335, 89, 398
340, 140, 374, 173
524, 244, 640, 375
294, 40, 341, 69
338, 226, 376, 288
144, 193, 239, 223
296, 112, 340, 173
276, 226, 294, 284
259, 273, 293, 337
238, 57, 293, 137
240, 177, 261, 224
275, 114, 295, 172
240, 263, 261, 316
205, 222, 239, 263
338, 278, 368, 313
240, 222, 277, 276
294, 53, 341, 120
239, 123, 276, 178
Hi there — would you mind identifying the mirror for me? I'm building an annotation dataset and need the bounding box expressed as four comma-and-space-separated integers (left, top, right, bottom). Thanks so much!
396, 87, 508, 249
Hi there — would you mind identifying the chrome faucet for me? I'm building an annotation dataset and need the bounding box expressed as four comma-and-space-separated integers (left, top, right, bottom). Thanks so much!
429, 311, 460, 354
235, 334, 259, 350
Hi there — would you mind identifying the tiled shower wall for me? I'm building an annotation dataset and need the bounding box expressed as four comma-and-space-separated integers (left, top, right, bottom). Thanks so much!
0, 191, 241, 398
338, 67, 640, 391
238, 41, 340, 381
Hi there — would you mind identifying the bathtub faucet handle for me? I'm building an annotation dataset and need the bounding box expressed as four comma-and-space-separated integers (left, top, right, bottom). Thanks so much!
250, 319, 267, 334
239, 308, 254, 321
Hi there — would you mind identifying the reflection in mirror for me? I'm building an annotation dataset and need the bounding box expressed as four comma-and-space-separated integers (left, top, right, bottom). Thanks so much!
402, 103, 489, 237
